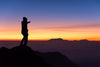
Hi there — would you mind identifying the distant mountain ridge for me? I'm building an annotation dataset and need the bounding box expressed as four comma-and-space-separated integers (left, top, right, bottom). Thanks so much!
49, 38, 89, 41
0, 45, 79, 67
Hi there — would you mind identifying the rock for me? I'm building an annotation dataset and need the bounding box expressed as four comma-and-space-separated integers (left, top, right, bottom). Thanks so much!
0, 45, 79, 67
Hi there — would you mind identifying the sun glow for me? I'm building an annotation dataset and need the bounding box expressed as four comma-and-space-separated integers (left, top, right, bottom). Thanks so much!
1, 26, 100, 41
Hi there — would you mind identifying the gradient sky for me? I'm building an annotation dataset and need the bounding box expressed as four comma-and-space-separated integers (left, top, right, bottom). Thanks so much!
1, 0, 100, 40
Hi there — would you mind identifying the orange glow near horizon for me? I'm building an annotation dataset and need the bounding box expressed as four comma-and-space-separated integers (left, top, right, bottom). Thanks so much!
1, 26, 100, 41
1, 20, 100, 41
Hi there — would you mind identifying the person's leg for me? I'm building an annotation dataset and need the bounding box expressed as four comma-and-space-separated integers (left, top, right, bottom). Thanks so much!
24, 34, 28, 46
20, 35, 25, 45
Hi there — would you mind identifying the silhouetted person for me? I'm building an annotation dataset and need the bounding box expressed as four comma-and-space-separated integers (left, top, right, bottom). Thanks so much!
20, 17, 30, 46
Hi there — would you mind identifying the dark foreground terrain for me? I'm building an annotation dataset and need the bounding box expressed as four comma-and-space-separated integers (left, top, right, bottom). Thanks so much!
0, 45, 78, 67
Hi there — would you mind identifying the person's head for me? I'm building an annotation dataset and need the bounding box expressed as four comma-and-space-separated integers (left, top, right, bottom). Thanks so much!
23, 17, 27, 21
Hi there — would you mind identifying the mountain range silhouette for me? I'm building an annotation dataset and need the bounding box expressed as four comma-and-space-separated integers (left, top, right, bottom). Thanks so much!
0, 45, 79, 67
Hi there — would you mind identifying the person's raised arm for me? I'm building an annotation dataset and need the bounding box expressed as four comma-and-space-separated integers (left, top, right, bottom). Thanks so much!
27, 21, 31, 23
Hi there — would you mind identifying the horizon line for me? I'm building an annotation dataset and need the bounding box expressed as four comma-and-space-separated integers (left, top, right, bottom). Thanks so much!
0, 39, 100, 41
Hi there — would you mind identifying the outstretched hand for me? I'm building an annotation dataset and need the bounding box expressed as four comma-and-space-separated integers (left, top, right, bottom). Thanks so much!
28, 21, 31, 23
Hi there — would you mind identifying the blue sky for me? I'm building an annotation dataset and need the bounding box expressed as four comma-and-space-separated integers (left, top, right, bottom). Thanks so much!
0, 0, 100, 22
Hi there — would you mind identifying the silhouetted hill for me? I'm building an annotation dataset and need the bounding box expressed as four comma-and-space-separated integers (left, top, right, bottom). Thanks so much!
49, 38, 64, 41
48, 38, 68, 41
0, 45, 78, 67
39, 52, 78, 67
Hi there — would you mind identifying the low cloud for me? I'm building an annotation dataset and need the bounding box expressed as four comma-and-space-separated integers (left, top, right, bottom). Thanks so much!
37, 24, 100, 32
43, 24, 100, 29
31, 24, 100, 32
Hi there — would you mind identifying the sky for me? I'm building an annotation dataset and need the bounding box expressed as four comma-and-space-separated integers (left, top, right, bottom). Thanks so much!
1, 0, 100, 41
